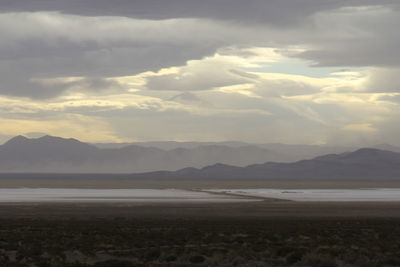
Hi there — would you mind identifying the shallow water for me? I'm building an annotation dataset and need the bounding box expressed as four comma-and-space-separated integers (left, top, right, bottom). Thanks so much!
208, 188, 400, 202
0, 188, 251, 203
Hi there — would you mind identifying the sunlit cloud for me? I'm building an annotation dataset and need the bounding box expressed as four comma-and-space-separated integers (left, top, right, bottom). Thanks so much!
343, 123, 377, 132
1, 1, 400, 145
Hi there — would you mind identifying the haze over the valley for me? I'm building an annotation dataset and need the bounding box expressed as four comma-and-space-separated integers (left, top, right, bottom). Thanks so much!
1, 135, 400, 179
0, 135, 347, 173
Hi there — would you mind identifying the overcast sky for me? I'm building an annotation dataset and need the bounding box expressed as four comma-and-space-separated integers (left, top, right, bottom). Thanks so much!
0, 0, 400, 146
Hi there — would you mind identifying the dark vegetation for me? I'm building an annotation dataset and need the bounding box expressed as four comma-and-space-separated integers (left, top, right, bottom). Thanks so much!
1, 216, 400, 266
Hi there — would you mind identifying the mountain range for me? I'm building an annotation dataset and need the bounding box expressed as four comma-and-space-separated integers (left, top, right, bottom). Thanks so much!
1, 135, 400, 179
94, 141, 353, 160
131, 148, 400, 180
0, 135, 297, 173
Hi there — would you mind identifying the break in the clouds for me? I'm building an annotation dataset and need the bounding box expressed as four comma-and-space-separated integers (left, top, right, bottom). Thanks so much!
0, 1, 399, 146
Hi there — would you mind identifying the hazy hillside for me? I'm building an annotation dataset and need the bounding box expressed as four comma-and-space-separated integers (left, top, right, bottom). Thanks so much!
0, 135, 284, 173
94, 141, 355, 162
2, 135, 400, 175
131, 148, 400, 180
94, 141, 250, 150
374, 144, 400, 153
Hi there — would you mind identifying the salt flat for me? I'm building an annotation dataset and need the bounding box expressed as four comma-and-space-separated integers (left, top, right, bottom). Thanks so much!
0, 188, 253, 203
3, 188, 400, 203
207, 188, 400, 202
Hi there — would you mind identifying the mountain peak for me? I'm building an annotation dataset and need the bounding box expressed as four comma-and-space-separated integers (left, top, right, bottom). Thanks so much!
354, 148, 381, 153
1, 135, 94, 152
374, 144, 400, 153
312, 148, 400, 166
38, 135, 66, 141
350, 148, 393, 157
201, 163, 237, 171
3, 135, 29, 146
35, 135, 84, 144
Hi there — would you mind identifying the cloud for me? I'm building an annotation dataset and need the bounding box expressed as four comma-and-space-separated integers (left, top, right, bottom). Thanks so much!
0, 77, 124, 99
168, 92, 212, 108
0, 12, 232, 97
363, 68, 400, 93
0, 0, 364, 25
253, 78, 319, 97
292, 5, 400, 67
342, 123, 376, 132
1, 3, 400, 99
1, 1, 400, 145
377, 94, 400, 103
146, 54, 258, 91
3, 1, 399, 27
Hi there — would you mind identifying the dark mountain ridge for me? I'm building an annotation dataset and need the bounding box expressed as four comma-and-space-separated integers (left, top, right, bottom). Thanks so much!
1, 135, 400, 180
130, 148, 400, 180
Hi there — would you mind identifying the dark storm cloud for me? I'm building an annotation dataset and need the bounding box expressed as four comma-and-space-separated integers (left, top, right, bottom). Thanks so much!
296, 34, 400, 68
2, 0, 398, 26
0, 10, 220, 98
291, 4, 400, 68
0, 0, 399, 99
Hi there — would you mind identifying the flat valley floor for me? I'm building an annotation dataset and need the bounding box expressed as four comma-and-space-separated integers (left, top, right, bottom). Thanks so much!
1, 201, 400, 266
1, 176, 400, 189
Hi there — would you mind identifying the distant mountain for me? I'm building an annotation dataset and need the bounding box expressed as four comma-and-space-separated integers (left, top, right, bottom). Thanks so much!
130, 148, 400, 180
0, 135, 284, 173
374, 144, 400, 153
3, 135, 400, 177
93, 141, 251, 150
0, 135, 99, 172
94, 141, 354, 162
256, 143, 354, 162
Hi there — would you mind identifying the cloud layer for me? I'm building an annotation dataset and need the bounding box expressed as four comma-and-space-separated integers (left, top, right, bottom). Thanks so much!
0, 1, 399, 145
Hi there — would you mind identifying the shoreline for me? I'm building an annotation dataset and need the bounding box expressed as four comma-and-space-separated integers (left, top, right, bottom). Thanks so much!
3, 187, 400, 203
1, 178, 400, 189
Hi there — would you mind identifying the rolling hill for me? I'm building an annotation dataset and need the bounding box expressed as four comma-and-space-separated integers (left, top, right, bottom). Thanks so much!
130, 148, 400, 180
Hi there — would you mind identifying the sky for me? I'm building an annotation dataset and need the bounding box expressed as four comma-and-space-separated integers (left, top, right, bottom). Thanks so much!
0, 0, 400, 146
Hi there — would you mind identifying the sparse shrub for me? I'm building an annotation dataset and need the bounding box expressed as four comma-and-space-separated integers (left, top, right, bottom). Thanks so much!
303, 253, 338, 267
94, 259, 135, 266
276, 246, 296, 257
189, 255, 205, 264
286, 251, 303, 264
145, 248, 161, 261
165, 254, 177, 262
383, 256, 400, 266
